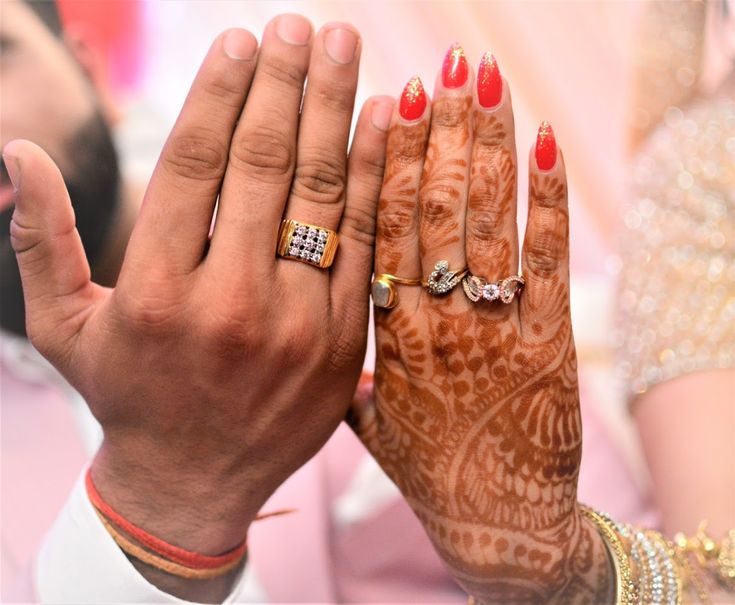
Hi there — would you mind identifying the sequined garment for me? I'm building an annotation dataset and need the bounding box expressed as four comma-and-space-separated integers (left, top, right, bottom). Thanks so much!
614, 95, 735, 400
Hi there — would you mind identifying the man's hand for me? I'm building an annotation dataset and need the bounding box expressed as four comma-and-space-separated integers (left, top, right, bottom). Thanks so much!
4, 14, 392, 602
351, 49, 613, 603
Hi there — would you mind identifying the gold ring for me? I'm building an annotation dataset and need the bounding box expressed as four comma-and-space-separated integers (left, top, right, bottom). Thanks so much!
421, 260, 468, 295
462, 273, 525, 304
371, 274, 421, 309
277, 219, 339, 269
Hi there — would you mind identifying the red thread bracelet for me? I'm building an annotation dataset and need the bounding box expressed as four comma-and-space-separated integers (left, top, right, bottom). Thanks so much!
85, 469, 247, 570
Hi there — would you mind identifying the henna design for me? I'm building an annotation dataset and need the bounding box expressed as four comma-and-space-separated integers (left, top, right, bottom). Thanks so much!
467, 111, 517, 278
362, 159, 612, 602
376, 120, 430, 274
418, 95, 472, 258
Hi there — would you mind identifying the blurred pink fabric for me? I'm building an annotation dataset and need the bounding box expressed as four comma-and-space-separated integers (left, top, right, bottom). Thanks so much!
1, 356, 87, 600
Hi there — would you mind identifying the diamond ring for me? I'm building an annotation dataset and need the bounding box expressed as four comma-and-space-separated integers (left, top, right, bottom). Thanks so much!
277, 219, 339, 269
462, 273, 525, 304
422, 260, 469, 296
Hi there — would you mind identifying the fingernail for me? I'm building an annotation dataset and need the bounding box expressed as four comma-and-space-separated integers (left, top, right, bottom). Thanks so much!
442, 43, 468, 89
324, 27, 358, 64
535, 121, 557, 171
276, 14, 312, 46
371, 100, 394, 131
399, 76, 427, 121
223, 28, 257, 61
2, 151, 21, 192
477, 52, 502, 109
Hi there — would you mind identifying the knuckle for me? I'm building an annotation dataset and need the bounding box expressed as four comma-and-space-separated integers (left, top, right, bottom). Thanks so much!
280, 317, 319, 360
340, 204, 376, 247
432, 96, 470, 129
292, 157, 346, 204
467, 233, 512, 264
466, 206, 506, 239
199, 309, 263, 356
116, 289, 185, 335
353, 145, 386, 181
525, 246, 561, 277
163, 130, 227, 183
259, 54, 306, 91
201, 73, 247, 110
525, 232, 565, 278
419, 183, 459, 225
312, 79, 356, 114
388, 122, 429, 167
230, 125, 294, 180
377, 201, 416, 240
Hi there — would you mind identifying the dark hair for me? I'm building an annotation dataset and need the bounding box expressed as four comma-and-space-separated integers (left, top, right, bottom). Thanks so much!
25, 0, 63, 38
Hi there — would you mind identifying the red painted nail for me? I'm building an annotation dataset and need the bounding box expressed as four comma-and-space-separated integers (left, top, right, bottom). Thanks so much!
535, 121, 557, 170
399, 76, 427, 121
477, 52, 502, 108
442, 43, 468, 89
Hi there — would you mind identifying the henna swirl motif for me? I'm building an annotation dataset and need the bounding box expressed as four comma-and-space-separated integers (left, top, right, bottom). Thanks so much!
358, 105, 612, 603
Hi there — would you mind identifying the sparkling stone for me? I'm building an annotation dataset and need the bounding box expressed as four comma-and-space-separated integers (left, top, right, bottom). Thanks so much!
316, 244, 325, 252
295, 225, 306, 235
311, 253, 321, 263
483, 283, 500, 300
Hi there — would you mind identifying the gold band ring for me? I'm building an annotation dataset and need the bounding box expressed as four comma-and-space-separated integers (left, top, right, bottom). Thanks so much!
371, 274, 421, 309
462, 273, 525, 304
422, 260, 469, 295
277, 219, 339, 269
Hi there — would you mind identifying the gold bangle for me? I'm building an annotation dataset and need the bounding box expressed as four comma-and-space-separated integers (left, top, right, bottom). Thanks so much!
579, 505, 639, 605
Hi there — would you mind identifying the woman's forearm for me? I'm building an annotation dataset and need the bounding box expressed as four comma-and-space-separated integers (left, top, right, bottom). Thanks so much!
634, 368, 735, 537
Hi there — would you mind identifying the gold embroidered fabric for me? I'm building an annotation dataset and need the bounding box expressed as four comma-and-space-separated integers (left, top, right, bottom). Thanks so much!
614, 94, 735, 401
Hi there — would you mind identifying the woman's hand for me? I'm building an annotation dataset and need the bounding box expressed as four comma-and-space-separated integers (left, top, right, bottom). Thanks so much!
5, 15, 392, 601
352, 47, 613, 603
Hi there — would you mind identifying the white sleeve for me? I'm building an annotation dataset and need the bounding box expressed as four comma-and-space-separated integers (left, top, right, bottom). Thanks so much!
36, 470, 268, 604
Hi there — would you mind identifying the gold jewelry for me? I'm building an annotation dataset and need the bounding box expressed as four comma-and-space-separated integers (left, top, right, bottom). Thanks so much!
579, 505, 639, 605
462, 273, 525, 304
277, 219, 339, 269
371, 274, 421, 309
422, 260, 468, 295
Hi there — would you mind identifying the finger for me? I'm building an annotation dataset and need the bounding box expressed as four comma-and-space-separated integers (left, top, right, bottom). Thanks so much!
520, 122, 570, 328
281, 22, 361, 242
466, 55, 519, 288
418, 44, 473, 278
374, 76, 430, 297
209, 14, 313, 270
128, 29, 258, 275
4, 140, 99, 360
330, 96, 393, 328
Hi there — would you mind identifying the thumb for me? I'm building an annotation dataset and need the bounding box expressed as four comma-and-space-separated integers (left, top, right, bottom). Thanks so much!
4, 139, 96, 361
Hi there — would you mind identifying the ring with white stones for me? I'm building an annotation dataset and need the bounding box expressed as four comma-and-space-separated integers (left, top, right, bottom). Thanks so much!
371, 274, 422, 309
277, 219, 339, 269
421, 260, 469, 296
462, 273, 525, 304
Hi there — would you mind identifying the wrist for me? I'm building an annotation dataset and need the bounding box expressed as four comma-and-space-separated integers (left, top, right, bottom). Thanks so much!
461, 507, 615, 605
91, 439, 259, 555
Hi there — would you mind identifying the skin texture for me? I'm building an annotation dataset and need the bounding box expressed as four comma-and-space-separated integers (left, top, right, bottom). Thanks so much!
351, 63, 614, 603
4, 15, 393, 603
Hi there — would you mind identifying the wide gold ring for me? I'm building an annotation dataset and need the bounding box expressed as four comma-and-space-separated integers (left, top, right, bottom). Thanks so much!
277, 219, 339, 269
371, 274, 422, 309
421, 260, 469, 295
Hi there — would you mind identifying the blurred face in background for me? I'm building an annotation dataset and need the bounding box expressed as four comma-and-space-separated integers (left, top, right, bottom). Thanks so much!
0, 0, 120, 336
